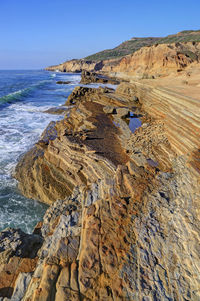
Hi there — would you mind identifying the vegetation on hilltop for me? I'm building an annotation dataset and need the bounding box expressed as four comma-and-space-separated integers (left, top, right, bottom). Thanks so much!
84, 30, 200, 61
84, 37, 161, 61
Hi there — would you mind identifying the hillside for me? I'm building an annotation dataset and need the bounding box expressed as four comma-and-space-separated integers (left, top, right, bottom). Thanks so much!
84, 37, 161, 61
84, 29, 200, 61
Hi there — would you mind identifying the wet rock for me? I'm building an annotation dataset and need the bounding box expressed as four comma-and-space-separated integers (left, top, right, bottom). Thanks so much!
44, 106, 69, 115
0, 228, 42, 261
56, 81, 71, 84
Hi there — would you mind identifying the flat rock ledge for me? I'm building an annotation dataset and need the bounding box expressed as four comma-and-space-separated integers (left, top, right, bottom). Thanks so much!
0, 81, 199, 300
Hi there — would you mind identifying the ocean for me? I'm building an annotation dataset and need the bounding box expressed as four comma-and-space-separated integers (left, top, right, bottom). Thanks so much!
0, 70, 81, 233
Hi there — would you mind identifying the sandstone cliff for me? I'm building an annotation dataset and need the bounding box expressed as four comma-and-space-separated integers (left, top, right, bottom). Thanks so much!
105, 42, 200, 79
0, 75, 199, 300
46, 59, 105, 73
46, 42, 200, 81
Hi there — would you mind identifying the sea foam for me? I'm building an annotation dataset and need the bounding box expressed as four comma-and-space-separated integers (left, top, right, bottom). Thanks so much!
0, 70, 81, 232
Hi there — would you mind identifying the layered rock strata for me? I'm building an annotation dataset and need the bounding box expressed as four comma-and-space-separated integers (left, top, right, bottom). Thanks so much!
46, 42, 200, 80
106, 42, 200, 78
0, 82, 199, 300
116, 82, 200, 175
15, 88, 129, 204
46, 59, 105, 73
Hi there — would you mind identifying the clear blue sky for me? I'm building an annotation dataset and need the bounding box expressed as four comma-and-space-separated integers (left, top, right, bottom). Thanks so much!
0, 0, 200, 69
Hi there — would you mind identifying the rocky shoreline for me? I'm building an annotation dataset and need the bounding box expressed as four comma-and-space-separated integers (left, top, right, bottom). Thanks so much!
0, 72, 199, 300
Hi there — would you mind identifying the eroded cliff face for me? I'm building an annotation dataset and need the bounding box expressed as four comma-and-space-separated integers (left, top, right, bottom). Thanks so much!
46, 59, 105, 73
46, 42, 200, 80
1, 80, 199, 300
104, 42, 200, 78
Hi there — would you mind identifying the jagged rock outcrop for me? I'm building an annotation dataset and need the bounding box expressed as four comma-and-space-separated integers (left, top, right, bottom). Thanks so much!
0, 81, 197, 300
56, 81, 71, 84
80, 71, 120, 85
15, 87, 131, 204
0, 228, 42, 299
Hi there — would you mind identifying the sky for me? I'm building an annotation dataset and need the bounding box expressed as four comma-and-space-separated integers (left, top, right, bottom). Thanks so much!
0, 0, 200, 69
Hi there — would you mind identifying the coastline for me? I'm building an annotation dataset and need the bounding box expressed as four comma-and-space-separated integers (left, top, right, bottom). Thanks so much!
0, 71, 199, 300
0, 70, 75, 233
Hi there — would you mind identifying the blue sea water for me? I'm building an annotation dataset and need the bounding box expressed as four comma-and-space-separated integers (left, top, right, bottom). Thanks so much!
0, 70, 81, 233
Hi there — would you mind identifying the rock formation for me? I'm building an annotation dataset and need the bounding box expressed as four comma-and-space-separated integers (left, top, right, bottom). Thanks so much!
0, 228, 42, 299
46, 42, 200, 80
46, 59, 105, 73
105, 42, 200, 79
0, 69, 199, 300
80, 71, 120, 85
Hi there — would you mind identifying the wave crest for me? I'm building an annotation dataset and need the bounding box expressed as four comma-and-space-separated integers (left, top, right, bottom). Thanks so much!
0, 80, 50, 105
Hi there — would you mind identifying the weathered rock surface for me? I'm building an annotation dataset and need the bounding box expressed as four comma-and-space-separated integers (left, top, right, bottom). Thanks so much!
15, 87, 130, 204
105, 42, 200, 79
80, 70, 120, 85
46, 59, 104, 73
116, 81, 200, 175
0, 228, 42, 299
1, 78, 199, 300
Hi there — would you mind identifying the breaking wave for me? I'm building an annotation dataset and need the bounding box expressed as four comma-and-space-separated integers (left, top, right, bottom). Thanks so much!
0, 80, 50, 105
